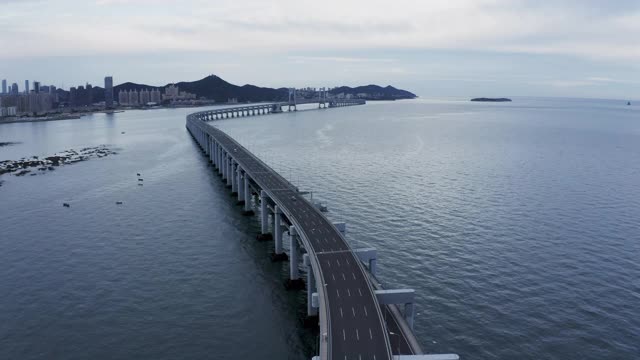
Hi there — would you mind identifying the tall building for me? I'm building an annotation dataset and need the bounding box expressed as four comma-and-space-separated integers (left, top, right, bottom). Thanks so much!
33, 81, 41, 93
128, 89, 139, 105
11, 83, 18, 94
118, 89, 128, 105
25, 80, 29, 94
2, 79, 6, 94
104, 76, 114, 108
150, 88, 161, 103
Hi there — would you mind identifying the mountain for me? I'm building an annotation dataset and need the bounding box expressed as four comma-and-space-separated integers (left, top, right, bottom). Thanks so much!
328, 85, 416, 100
109, 75, 415, 102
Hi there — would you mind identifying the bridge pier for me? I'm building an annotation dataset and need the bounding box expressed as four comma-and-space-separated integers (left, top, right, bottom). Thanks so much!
236, 166, 244, 203
271, 205, 288, 262
226, 156, 233, 187
231, 161, 238, 194
375, 289, 416, 330
242, 173, 253, 215
285, 225, 304, 290
257, 190, 272, 241
303, 254, 318, 317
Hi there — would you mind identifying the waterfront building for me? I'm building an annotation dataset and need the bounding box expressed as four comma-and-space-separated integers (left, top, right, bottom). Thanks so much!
150, 88, 161, 103
24, 80, 29, 94
118, 89, 128, 105
11, 83, 18, 94
128, 89, 139, 105
139, 89, 150, 105
2, 79, 6, 94
104, 76, 114, 108
33, 81, 41, 93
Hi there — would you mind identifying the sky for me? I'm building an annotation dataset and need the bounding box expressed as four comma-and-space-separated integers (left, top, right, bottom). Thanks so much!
0, 0, 639, 99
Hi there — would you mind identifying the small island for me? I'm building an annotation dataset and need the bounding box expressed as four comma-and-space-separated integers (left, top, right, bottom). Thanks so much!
471, 98, 512, 102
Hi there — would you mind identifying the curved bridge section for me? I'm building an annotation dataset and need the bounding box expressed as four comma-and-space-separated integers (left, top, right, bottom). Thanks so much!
187, 109, 393, 360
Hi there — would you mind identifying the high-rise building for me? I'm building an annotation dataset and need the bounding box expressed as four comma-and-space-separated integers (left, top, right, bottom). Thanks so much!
2, 79, 6, 94
150, 88, 161, 103
128, 89, 139, 105
104, 76, 114, 108
118, 89, 128, 105
25, 80, 29, 94
33, 81, 41, 93
11, 83, 18, 94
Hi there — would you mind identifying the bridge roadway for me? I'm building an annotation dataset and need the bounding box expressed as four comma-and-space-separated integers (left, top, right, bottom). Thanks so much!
187, 114, 393, 360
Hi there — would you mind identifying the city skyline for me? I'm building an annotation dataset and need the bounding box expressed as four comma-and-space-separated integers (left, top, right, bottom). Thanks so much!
1, 0, 639, 99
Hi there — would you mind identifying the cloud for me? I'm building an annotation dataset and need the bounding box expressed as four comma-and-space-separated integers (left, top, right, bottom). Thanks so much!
0, 0, 639, 65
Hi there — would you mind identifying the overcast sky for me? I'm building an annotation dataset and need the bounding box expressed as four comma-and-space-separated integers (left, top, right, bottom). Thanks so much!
1, 0, 638, 99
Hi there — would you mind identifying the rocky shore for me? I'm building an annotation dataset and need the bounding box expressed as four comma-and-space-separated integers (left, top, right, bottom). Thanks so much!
0, 145, 117, 178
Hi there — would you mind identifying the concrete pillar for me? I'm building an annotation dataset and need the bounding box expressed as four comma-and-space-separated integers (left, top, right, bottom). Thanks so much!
260, 190, 269, 234
226, 158, 232, 186
289, 226, 299, 280
218, 146, 223, 174
274, 206, 283, 254
231, 161, 237, 193
304, 254, 318, 317
244, 174, 251, 212
237, 167, 244, 201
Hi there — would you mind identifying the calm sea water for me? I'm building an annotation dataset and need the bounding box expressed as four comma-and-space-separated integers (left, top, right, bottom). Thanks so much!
1, 98, 639, 359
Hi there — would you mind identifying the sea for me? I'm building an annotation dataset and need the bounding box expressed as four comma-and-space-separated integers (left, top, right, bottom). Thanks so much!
1, 97, 638, 360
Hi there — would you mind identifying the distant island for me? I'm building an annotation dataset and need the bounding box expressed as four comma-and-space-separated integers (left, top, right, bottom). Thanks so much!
470, 98, 512, 102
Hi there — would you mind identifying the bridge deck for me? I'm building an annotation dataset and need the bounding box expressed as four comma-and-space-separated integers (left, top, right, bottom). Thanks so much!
199, 123, 393, 360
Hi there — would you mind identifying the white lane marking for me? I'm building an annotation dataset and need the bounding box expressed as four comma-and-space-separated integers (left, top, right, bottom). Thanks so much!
352, 307, 356, 317
347, 289, 351, 297
343, 329, 346, 341
336, 259, 341, 267
369, 328, 373, 340
339, 307, 343, 318
342, 273, 346, 280
352, 272, 356, 280
327, 260, 331, 267
332, 274, 336, 281
363, 306, 368, 317
358, 288, 363, 296
346, 258, 350, 265
356, 329, 359, 341
336, 289, 340, 298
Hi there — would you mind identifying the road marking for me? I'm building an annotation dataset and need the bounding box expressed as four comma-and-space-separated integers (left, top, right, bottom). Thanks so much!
339, 307, 343, 318
369, 328, 373, 340
358, 288, 363, 296
352, 307, 356, 317
332, 274, 336, 281
363, 306, 368, 317
356, 329, 360, 341
336, 259, 341, 267
343, 329, 346, 341
352, 272, 356, 280
347, 289, 351, 297
327, 260, 331, 267
336, 289, 340, 298
342, 273, 346, 280
346, 258, 350, 265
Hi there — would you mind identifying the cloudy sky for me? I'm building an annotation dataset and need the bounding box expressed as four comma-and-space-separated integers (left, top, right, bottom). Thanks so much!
1, 0, 639, 98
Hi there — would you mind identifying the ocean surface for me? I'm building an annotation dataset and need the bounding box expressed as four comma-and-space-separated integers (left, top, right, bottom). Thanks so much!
1, 98, 639, 360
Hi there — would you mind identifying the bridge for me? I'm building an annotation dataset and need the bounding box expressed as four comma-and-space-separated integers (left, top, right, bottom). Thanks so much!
186, 97, 459, 360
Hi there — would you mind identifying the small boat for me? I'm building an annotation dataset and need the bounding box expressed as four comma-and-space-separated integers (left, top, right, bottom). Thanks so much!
116, 201, 123, 205
628, 101, 631, 106
136, 173, 141, 176
138, 179, 143, 182
63, 203, 70, 207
